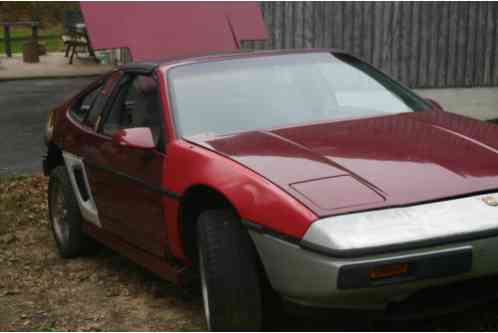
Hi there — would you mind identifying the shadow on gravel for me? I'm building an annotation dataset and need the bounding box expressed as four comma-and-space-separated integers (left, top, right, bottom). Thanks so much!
94, 245, 498, 331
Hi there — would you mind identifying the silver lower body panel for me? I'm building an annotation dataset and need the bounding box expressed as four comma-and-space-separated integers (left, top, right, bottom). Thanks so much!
62, 151, 101, 227
249, 231, 498, 310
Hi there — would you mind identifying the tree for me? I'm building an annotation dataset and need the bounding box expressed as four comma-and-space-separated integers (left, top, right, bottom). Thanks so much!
0, 2, 80, 26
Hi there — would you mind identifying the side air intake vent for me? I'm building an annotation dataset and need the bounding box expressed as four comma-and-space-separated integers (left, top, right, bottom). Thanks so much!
73, 166, 90, 201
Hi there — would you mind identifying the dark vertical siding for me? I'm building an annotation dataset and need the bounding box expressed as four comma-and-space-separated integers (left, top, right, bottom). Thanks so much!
446, 2, 459, 87
244, 1, 498, 88
372, 3, 384, 69
493, 3, 498, 85
436, 3, 449, 87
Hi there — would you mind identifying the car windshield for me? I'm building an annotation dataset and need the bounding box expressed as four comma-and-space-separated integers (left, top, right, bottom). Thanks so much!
168, 52, 430, 137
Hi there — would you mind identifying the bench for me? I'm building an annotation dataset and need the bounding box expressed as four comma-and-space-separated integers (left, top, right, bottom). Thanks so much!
62, 11, 98, 64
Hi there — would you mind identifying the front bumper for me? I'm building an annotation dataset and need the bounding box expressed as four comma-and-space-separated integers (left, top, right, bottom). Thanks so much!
249, 231, 498, 311
249, 192, 498, 311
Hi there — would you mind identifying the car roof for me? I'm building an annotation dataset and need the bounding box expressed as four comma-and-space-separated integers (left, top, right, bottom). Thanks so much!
118, 48, 342, 74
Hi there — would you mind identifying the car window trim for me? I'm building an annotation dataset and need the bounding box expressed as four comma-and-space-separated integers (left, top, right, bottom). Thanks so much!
80, 85, 104, 125
97, 72, 167, 153
84, 71, 124, 129
97, 73, 132, 134
68, 76, 108, 125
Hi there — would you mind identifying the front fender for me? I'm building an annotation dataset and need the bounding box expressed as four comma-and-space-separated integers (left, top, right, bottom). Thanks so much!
164, 140, 318, 260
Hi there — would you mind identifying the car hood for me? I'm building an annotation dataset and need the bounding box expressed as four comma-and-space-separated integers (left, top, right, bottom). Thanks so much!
186, 110, 498, 217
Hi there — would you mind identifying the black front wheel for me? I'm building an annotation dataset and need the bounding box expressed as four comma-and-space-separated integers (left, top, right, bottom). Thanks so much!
197, 209, 263, 331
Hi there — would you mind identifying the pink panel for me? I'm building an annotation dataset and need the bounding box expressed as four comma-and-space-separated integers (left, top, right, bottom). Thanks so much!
80, 1, 268, 61
225, 3, 268, 44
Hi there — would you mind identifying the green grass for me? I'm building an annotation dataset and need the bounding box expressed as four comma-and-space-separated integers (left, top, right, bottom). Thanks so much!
0, 26, 64, 54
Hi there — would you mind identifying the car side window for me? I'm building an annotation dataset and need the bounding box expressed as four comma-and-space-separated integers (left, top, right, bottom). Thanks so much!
84, 72, 122, 129
70, 84, 103, 123
102, 74, 164, 150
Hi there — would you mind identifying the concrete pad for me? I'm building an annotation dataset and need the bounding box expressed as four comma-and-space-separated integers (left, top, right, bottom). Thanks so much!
416, 87, 498, 121
0, 52, 113, 81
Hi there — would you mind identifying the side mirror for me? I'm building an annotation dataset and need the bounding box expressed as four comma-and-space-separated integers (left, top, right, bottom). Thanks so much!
425, 98, 444, 110
112, 127, 155, 149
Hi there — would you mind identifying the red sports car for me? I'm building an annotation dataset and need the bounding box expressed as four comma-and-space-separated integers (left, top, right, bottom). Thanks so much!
44, 49, 498, 330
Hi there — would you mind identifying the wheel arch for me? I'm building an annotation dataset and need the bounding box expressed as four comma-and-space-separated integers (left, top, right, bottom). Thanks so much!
165, 140, 317, 287
177, 183, 273, 294
178, 183, 239, 260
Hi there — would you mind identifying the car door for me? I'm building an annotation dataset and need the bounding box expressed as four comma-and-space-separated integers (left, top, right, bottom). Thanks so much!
61, 72, 122, 229
83, 73, 167, 257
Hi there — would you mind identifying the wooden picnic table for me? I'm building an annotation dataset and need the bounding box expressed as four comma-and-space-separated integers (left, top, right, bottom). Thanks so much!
0, 21, 40, 57
65, 22, 99, 64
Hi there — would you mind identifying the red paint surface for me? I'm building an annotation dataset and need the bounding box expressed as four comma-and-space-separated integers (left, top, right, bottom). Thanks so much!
57, 75, 167, 258
291, 176, 385, 210
51, 50, 498, 275
86, 132, 166, 257
164, 140, 318, 260
192, 110, 498, 217
80, 2, 267, 60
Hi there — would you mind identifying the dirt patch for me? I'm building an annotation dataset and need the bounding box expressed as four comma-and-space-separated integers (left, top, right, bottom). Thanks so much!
0, 175, 204, 331
2, 175, 498, 331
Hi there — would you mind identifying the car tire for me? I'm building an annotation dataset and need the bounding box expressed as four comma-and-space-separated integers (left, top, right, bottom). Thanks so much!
48, 165, 96, 258
197, 209, 263, 331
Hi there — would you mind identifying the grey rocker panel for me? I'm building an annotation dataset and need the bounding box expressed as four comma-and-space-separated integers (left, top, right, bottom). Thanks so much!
62, 151, 101, 227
